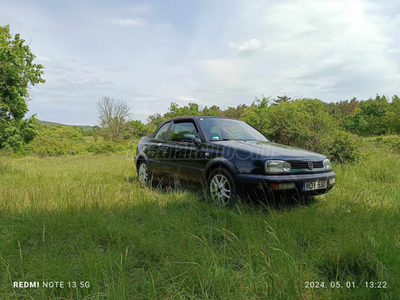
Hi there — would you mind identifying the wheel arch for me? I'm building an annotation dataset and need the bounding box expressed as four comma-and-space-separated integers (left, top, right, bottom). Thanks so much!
204, 158, 237, 181
136, 153, 149, 169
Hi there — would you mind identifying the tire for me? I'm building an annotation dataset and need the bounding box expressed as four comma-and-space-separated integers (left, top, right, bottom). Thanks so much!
137, 160, 152, 186
207, 167, 237, 206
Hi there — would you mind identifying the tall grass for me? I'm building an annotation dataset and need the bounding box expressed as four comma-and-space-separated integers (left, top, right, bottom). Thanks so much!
0, 148, 399, 299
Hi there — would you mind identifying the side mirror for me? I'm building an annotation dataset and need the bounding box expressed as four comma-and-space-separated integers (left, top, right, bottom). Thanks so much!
182, 134, 201, 147
182, 134, 196, 141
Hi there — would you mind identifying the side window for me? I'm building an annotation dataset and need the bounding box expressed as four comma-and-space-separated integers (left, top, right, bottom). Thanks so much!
154, 122, 171, 141
167, 122, 198, 142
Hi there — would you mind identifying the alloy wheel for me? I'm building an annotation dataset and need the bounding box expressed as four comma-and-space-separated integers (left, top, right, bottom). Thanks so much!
210, 174, 231, 205
138, 162, 149, 185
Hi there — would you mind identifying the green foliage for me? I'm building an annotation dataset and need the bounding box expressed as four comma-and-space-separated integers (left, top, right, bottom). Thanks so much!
369, 135, 400, 154
240, 97, 272, 136
86, 141, 125, 154
319, 130, 362, 163
272, 95, 292, 105
123, 120, 148, 139
56, 125, 85, 141
31, 136, 87, 157
0, 115, 39, 150
0, 25, 45, 150
242, 98, 360, 162
202, 105, 223, 116
344, 95, 390, 136
17, 125, 129, 157
385, 95, 400, 134
224, 104, 248, 119
324, 97, 360, 120
30, 125, 87, 157
142, 97, 364, 162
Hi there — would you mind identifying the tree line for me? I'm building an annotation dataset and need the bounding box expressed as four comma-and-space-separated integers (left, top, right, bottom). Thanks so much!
91, 94, 399, 163
1, 24, 400, 162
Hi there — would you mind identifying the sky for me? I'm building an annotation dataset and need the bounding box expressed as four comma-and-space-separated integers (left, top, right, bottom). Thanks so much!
1, 0, 400, 125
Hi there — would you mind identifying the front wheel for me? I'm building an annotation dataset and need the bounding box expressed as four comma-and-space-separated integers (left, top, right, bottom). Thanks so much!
207, 168, 237, 206
137, 161, 152, 186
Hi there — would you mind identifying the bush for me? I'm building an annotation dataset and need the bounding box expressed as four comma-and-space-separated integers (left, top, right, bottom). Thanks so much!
17, 125, 127, 157
379, 135, 400, 154
242, 98, 360, 163
319, 131, 361, 163
86, 142, 126, 154
31, 136, 87, 157
56, 126, 85, 142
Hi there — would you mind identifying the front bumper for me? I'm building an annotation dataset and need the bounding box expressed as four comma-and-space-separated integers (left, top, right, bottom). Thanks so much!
235, 171, 336, 196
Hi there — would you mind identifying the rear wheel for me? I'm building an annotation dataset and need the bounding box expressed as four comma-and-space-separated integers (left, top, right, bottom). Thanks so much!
207, 168, 236, 206
137, 161, 151, 186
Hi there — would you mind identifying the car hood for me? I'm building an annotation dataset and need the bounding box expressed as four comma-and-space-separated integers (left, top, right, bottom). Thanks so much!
213, 140, 327, 161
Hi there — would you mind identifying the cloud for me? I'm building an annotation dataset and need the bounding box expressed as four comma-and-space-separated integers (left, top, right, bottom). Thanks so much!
176, 96, 198, 102
221, 0, 400, 101
199, 59, 240, 84
8, 0, 400, 125
35, 55, 52, 63
229, 39, 262, 53
110, 17, 145, 27
130, 4, 152, 14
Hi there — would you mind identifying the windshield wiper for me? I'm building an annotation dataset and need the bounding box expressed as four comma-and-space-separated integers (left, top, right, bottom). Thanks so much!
209, 138, 231, 141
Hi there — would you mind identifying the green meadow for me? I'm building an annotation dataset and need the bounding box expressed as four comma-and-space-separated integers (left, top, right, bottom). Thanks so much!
0, 142, 399, 299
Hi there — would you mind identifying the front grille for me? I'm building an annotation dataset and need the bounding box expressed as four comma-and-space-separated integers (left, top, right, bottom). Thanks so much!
290, 161, 324, 170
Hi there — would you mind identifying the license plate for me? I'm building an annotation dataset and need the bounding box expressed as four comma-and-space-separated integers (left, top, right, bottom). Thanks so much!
303, 180, 327, 191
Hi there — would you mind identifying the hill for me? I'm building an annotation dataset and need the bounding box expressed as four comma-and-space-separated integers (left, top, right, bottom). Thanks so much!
39, 120, 94, 131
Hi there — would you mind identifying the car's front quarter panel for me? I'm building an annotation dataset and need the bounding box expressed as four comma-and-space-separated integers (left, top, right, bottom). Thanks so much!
203, 140, 336, 197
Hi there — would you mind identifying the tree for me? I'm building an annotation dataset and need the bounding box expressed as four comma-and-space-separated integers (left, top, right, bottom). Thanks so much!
202, 105, 222, 116
224, 104, 248, 119
242, 98, 360, 162
97, 96, 130, 141
385, 95, 400, 134
0, 25, 45, 150
273, 95, 291, 105
344, 94, 389, 135
123, 120, 147, 139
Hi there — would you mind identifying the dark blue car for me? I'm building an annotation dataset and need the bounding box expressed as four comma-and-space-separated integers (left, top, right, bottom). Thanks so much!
135, 116, 336, 205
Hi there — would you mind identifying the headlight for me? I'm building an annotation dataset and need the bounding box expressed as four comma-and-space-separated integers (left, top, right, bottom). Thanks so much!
323, 159, 332, 171
265, 160, 292, 173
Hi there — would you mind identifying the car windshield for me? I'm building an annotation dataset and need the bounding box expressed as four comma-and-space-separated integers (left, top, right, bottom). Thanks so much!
200, 117, 269, 141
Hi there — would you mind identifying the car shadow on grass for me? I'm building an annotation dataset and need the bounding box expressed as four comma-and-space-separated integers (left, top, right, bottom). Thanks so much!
138, 177, 318, 211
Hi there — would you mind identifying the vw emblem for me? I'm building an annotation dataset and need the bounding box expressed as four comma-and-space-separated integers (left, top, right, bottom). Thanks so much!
308, 161, 313, 170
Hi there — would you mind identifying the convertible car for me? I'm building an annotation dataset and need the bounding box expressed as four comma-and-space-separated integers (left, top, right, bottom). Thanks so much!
134, 116, 336, 205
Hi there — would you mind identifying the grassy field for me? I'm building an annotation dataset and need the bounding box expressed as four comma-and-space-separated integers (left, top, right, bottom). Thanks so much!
0, 146, 399, 299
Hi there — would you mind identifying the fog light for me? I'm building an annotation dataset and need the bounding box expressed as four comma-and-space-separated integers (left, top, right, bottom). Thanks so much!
329, 178, 336, 185
279, 182, 295, 189
269, 182, 295, 190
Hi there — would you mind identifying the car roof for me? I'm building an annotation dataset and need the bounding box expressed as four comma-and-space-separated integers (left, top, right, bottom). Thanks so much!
148, 116, 236, 137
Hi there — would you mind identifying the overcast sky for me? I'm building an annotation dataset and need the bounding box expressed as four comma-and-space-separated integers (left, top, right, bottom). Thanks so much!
1, 0, 400, 125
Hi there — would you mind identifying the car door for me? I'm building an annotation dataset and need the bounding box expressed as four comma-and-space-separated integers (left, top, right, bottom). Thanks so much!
147, 122, 171, 178
164, 121, 205, 183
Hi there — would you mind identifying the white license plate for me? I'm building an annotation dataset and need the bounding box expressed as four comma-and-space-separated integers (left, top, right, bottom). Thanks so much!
303, 180, 327, 191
